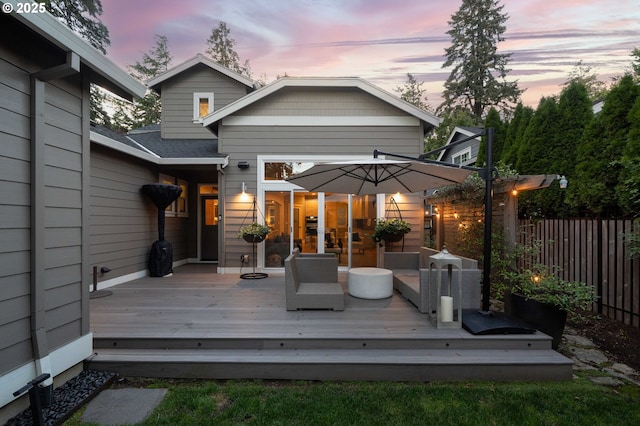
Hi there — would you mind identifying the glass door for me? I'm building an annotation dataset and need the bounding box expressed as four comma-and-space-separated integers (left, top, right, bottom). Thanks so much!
350, 194, 377, 267
263, 190, 378, 268
324, 193, 348, 266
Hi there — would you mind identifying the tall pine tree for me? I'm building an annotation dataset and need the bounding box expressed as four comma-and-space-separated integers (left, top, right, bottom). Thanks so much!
206, 21, 252, 77
395, 73, 431, 111
440, 0, 522, 121
41, 0, 110, 53
128, 35, 173, 129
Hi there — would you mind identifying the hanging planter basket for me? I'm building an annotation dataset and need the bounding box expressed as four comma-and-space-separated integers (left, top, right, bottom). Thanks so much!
381, 231, 405, 243
243, 234, 266, 244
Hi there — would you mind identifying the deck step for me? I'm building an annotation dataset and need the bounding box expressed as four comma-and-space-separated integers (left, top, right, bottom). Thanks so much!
93, 333, 554, 351
85, 347, 573, 382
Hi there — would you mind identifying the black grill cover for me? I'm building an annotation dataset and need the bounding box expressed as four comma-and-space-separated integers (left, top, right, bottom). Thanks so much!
149, 239, 173, 277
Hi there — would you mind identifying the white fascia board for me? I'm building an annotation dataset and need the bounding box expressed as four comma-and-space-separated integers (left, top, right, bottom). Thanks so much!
148, 54, 254, 90
158, 157, 228, 166
91, 131, 228, 167
91, 131, 160, 163
3, 1, 146, 99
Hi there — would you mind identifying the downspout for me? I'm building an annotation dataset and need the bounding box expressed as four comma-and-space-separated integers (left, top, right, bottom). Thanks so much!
29, 51, 80, 391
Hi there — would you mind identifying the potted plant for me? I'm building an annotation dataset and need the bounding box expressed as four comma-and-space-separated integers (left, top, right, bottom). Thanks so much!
372, 218, 411, 246
237, 222, 271, 243
506, 265, 597, 349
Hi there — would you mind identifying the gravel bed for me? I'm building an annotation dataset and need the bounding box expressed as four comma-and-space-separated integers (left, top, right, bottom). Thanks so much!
7, 370, 117, 426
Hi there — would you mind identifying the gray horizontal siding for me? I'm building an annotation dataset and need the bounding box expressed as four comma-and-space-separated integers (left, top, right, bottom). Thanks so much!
161, 65, 248, 139
0, 54, 33, 373
40, 77, 85, 354
220, 127, 423, 267
90, 147, 189, 278
237, 87, 407, 117
220, 126, 421, 156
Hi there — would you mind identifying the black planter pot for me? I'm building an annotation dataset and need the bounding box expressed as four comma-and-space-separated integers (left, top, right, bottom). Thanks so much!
381, 232, 404, 243
243, 234, 265, 243
509, 293, 568, 350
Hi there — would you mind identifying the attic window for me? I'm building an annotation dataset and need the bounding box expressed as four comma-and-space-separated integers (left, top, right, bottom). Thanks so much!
193, 92, 214, 121
452, 147, 472, 165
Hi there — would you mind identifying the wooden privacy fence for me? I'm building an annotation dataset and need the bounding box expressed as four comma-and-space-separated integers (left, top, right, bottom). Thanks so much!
518, 219, 640, 327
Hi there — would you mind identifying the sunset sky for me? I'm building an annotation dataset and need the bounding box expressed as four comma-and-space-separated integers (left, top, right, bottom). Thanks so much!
100, 0, 639, 108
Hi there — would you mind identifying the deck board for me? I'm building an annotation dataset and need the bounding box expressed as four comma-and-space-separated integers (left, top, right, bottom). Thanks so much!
88, 264, 573, 381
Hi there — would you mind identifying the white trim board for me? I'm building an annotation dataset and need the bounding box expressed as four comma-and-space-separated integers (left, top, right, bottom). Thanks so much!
0, 333, 93, 407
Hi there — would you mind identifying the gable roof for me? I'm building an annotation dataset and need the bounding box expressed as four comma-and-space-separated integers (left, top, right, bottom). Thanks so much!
437, 126, 482, 163
2, 0, 145, 100
147, 54, 257, 92
201, 76, 442, 131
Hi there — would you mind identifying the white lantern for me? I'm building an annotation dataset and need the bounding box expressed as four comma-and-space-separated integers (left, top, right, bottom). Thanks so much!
428, 248, 463, 329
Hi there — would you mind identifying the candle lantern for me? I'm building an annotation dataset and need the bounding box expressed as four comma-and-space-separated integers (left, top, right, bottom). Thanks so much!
428, 247, 463, 329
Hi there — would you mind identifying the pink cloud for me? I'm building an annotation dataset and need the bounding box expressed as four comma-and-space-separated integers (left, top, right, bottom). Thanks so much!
99, 0, 640, 108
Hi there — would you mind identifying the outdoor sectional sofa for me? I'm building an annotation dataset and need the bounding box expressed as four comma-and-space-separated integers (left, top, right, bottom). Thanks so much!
284, 251, 344, 311
384, 247, 482, 313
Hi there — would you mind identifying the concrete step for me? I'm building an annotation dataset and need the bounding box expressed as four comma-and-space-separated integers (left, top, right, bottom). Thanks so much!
85, 347, 573, 382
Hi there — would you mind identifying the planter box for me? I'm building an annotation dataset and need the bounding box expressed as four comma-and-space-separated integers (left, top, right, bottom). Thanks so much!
510, 293, 567, 350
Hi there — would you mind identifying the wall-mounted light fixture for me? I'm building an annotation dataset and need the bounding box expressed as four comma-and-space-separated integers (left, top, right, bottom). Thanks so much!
241, 182, 247, 194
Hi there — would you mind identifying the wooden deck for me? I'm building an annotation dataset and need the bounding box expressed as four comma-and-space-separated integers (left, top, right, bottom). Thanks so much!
86, 264, 573, 381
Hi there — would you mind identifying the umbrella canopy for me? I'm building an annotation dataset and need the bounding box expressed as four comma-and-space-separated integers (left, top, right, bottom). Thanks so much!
286, 158, 472, 195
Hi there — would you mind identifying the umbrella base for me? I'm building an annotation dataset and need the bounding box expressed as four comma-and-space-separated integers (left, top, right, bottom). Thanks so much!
240, 272, 269, 280
462, 309, 536, 335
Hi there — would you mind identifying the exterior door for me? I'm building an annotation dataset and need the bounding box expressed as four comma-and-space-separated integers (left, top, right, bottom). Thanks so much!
201, 196, 219, 261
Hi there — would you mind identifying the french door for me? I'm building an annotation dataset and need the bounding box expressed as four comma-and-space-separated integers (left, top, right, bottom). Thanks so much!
263, 190, 377, 268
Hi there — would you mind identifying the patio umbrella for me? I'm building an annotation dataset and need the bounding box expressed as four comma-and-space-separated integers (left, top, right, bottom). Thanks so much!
286, 157, 472, 195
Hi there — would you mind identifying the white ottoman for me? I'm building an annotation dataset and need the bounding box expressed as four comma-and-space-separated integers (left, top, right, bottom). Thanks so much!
348, 267, 393, 299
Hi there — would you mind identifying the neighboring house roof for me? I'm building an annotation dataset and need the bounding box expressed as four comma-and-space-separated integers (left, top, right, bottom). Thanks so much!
147, 53, 257, 93
91, 124, 228, 166
437, 126, 483, 164
201, 76, 442, 131
2, 0, 145, 100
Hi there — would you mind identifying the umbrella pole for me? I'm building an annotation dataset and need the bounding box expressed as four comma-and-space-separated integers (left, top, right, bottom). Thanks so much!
481, 128, 494, 312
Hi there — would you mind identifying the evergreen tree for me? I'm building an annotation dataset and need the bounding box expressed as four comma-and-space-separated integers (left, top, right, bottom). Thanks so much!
630, 48, 640, 81
563, 60, 607, 102
477, 107, 505, 165
206, 21, 252, 77
568, 74, 639, 217
41, 0, 112, 128
128, 35, 173, 129
41, 0, 110, 53
395, 73, 431, 111
555, 81, 593, 177
501, 103, 533, 167
440, 0, 522, 120
616, 94, 640, 216
516, 97, 559, 174
424, 107, 476, 157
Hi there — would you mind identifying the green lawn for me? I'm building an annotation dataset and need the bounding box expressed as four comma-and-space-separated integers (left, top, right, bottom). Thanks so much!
68, 373, 640, 426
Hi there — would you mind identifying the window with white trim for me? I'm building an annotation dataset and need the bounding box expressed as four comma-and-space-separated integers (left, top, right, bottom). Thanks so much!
159, 174, 189, 217
193, 92, 214, 121
452, 147, 472, 165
